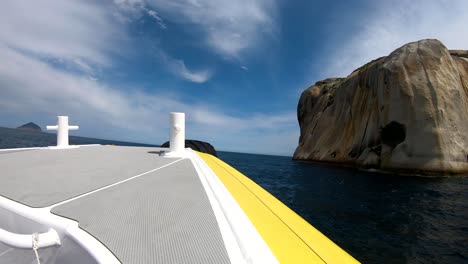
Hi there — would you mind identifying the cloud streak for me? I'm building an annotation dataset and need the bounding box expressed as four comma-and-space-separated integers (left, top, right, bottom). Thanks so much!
0, 45, 295, 154
0, 0, 294, 155
0, 0, 125, 69
161, 54, 213, 83
147, 10, 167, 29
322, 0, 468, 78
113, 0, 167, 29
146, 0, 276, 58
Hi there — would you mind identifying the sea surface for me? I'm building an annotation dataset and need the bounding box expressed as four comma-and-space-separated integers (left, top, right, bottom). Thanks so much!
218, 152, 468, 264
1, 127, 467, 264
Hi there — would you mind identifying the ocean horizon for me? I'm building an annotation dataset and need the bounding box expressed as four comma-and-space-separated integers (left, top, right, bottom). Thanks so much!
0, 126, 293, 157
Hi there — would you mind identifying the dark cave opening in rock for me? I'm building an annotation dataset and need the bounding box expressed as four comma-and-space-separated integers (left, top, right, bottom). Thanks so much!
380, 121, 406, 148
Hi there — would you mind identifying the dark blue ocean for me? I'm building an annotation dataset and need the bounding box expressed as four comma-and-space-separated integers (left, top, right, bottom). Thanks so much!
1, 127, 467, 264
218, 152, 468, 264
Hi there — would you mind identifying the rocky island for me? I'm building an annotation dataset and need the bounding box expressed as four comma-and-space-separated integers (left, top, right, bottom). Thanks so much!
16, 122, 42, 132
161, 139, 217, 156
294, 39, 468, 176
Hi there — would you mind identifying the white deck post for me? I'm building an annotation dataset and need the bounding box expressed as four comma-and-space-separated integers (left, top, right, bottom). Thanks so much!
46, 116, 79, 149
161, 112, 186, 157
170, 112, 185, 153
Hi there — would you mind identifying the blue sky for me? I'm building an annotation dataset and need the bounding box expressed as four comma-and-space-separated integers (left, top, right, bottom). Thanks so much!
1, 0, 467, 156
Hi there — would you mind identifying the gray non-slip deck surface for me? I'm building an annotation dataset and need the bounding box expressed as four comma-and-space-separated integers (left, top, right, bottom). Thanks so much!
52, 159, 230, 264
0, 146, 176, 207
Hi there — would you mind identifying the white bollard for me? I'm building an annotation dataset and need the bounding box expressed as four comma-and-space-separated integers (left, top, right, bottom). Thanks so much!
161, 112, 186, 157
170, 112, 185, 153
46, 116, 79, 149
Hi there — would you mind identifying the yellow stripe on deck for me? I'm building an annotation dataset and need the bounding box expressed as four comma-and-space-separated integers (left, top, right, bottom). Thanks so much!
198, 152, 359, 264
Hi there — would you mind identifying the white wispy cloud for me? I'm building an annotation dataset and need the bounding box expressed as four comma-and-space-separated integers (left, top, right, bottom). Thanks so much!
113, 0, 146, 13
158, 52, 213, 83
114, 0, 212, 82
72, 58, 95, 75
0, 0, 295, 155
169, 59, 213, 83
114, 0, 167, 29
321, 0, 468, 78
192, 110, 295, 130
147, 10, 167, 29
146, 0, 276, 58
0, 43, 295, 154
0, 1, 125, 70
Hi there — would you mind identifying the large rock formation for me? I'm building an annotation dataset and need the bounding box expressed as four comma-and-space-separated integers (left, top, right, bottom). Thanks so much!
294, 39, 468, 175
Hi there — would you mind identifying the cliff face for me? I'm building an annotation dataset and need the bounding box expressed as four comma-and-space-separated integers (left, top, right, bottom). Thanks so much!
294, 39, 468, 175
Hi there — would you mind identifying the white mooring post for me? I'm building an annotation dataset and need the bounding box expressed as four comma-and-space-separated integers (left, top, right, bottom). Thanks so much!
161, 112, 186, 157
46, 116, 79, 149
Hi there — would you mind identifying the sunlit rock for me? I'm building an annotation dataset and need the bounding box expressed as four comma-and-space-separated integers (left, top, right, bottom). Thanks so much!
294, 39, 468, 175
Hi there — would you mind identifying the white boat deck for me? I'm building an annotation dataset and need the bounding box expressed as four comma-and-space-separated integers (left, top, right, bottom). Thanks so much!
0, 145, 230, 264
0, 114, 361, 264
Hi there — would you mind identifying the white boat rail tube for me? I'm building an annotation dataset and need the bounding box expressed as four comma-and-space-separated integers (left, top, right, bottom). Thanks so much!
0, 228, 60, 249
0, 196, 121, 263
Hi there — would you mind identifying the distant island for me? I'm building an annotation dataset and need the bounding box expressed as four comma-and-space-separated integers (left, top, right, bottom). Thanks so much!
0, 126, 156, 149
16, 122, 42, 132
294, 39, 468, 176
